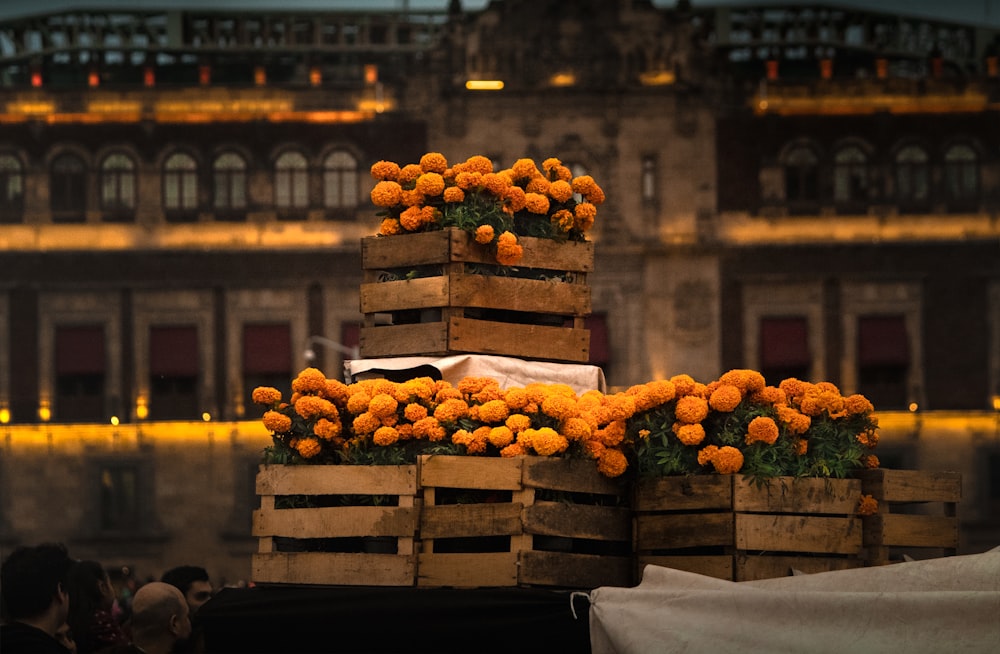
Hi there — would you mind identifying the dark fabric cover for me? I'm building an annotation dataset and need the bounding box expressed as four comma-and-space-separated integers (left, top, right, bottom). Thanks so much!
197, 585, 592, 653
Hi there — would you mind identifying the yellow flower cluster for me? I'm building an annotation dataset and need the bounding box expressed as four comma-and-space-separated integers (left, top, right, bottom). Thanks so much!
255, 367, 880, 482
369, 152, 605, 266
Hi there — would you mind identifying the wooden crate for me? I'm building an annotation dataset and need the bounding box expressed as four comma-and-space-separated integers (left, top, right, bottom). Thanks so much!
359, 228, 593, 363
633, 475, 865, 581
252, 464, 419, 586
416, 455, 633, 589
857, 468, 961, 565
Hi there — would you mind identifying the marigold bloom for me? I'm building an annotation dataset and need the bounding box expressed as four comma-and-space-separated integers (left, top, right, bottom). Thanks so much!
845, 394, 874, 415
352, 412, 381, 435
415, 172, 445, 196
505, 413, 532, 433
541, 393, 577, 421
503, 186, 527, 213
295, 437, 322, 459
857, 494, 879, 516
500, 442, 528, 457
573, 202, 597, 231
314, 417, 342, 441
399, 205, 424, 232
777, 405, 811, 435
528, 427, 569, 456
398, 163, 423, 184
292, 367, 327, 393
525, 176, 550, 195
561, 417, 592, 441
379, 218, 402, 235
262, 410, 292, 433
463, 155, 494, 175
443, 186, 465, 203
712, 446, 744, 474
294, 395, 335, 420
551, 209, 575, 232
745, 416, 779, 446
482, 172, 510, 196
675, 395, 709, 424
670, 374, 698, 396
709, 384, 743, 412
324, 379, 350, 405
511, 158, 539, 181
674, 423, 706, 446
751, 385, 786, 406
488, 426, 515, 448
864, 454, 880, 469
346, 391, 371, 415
523, 192, 550, 215
474, 224, 495, 244
478, 399, 509, 423
252, 386, 282, 405
368, 393, 399, 419
370, 160, 401, 181
495, 231, 523, 266
434, 398, 469, 423
597, 448, 628, 478
548, 179, 574, 203
373, 426, 400, 447
697, 445, 719, 467
419, 152, 448, 173
455, 171, 483, 191
795, 438, 808, 456
413, 416, 446, 441
370, 180, 403, 207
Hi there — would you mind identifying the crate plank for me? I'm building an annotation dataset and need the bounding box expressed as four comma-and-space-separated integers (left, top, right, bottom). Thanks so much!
633, 475, 733, 511
420, 455, 524, 490
252, 552, 416, 586
858, 469, 962, 503
417, 552, 519, 588
522, 457, 625, 495
736, 514, 862, 554
638, 555, 733, 580
420, 503, 523, 539
863, 514, 960, 549
734, 476, 861, 514
634, 512, 733, 550
449, 317, 590, 361
256, 463, 417, 496
253, 506, 417, 539
523, 502, 631, 541
735, 554, 859, 581
519, 551, 632, 589
361, 275, 591, 315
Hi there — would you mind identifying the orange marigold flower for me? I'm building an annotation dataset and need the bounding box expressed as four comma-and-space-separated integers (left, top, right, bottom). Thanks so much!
865, 454, 880, 469
478, 399, 509, 424
632, 380, 676, 411
551, 209, 575, 233
262, 410, 292, 433
352, 412, 381, 435
292, 367, 327, 393
674, 423, 706, 446
482, 172, 510, 196
324, 379, 350, 405
511, 158, 538, 181
295, 395, 335, 420
505, 413, 532, 433
379, 217, 402, 235
845, 394, 874, 416
719, 369, 766, 394
561, 417, 592, 441
495, 231, 523, 266
548, 179, 574, 203
370, 160, 401, 181
745, 416, 779, 446
415, 172, 445, 196
795, 438, 808, 455
541, 393, 577, 421
434, 398, 469, 423
541, 157, 562, 174
413, 416, 446, 441
675, 395, 709, 424
419, 152, 448, 173
503, 186, 527, 213
712, 446, 744, 474
370, 180, 403, 207
455, 170, 483, 191
463, 155, 494, 175
597, 448, 628, 478
525, 176, 550, 195
398, 163, 423, 184
857, 494, 879, 516
523, 192, 550, 215
500, 442, 528, 458
528, 427, 569, 456
368, 393, 399, 419
474, 224, 495, 244
697, 445, 719, 467
295, 437, 322, 459
779, 378, 812, 404
252, 386, 282, 405
399, 205, 425, 232
443, 186, 465, 203
373, 425, 400, 447
606, 394, 637, 422
488, 426, 515, 448
670, 374, 698, 396
599, 420, 627, 447
709, 384, 743, 412
314, 418, 342, 441
346, 391, 371, 415
751, 385, 786, 406
574, 202, 597, 231
777, 405, 811, 435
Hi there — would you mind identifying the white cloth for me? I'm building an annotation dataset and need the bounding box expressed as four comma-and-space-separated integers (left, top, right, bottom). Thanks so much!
345, 354, 606, 394
588, 548, 1000, 654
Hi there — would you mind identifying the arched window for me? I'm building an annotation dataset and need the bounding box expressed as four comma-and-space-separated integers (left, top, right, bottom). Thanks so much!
213, 152, 247, 213
833, 145, 868, 205
100, 153, 136, 219
0, 153, 24, 223
163, 152, 198, 214
50, 152, 87, 222
275, 151, 309, 211
323, 150, 358, 210
783, 145, 819, 203
944, 144, 978, 203
894, 145, 928, 205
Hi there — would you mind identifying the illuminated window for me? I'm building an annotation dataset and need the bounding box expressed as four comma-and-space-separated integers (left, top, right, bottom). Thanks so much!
275, 151, 309, 211
894, 145, 929, 206
149, 325, 199, 420
0, 153, 24, 223
242, 323, 291, 411
323, 150, 358, 210
783, 145, 819, 204
54, 325, 106, 422
641, 156, 657, 203
99, 464, 139, 532
213, 152, 247, 215
857, 315, 909, 410
833, 145, 868, 205
100, 153, 136, 219
944, 143, 978, 204
50, 153, 87, 222
163, 152, 198, 215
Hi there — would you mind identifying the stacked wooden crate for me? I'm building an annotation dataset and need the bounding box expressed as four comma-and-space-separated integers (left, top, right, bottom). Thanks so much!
857, 468, 961, 565
359, 228, 593, 363
633, 475, 865, 582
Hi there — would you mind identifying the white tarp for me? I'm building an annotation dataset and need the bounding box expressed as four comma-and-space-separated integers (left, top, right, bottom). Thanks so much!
346, 354, 606, 394
588, 548, 1000, 654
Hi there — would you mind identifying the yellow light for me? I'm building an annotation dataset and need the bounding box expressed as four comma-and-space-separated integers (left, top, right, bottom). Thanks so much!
639, 70, 676, 86
38, 403, 51, 422
202, 412, 212, 422
7, 102, 55, 115
465, 80, 504, 91
908, 402, 919, 413
110, 416, 120, 426
992, 395, 1000, 412
549, 73, 576, 87
0, 407, 9, 424
136, 401, 149, 420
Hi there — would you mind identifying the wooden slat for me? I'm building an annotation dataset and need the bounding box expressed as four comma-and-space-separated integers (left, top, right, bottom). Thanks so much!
733, 476, 861, 514
255, 464, 417, 496
858, 469, 962, 503
735, 514, 862, 554
359, 322, 450, 357
735, 554, 859, 581
863, 514, 960, 548
448, 316, 590, 362
362, 230, 454, 268
634, 512, 733, 550
252, 552, 416, 586
638, 555, 733, 581
519, 551, 632, 589
420, 503, 523, 539
360, 277, 450, 313
522, 457, 625, 495
417, 552, 519, 587
252, 505, 417, 539
522, 502, 631, 541
419, 454, 524, 490
633, 475, 734, 512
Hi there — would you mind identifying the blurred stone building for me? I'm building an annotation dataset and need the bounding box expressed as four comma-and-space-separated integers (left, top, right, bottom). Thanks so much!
0, 1, 998, 583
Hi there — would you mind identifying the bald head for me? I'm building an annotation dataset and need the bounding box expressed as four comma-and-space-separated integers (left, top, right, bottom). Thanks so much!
130, 582, 191, 645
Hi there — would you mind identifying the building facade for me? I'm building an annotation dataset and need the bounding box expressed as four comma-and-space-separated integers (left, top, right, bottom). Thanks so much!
1, 1, 998, 583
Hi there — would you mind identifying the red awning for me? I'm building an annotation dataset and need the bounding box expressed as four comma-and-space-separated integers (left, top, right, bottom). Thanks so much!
759, 317, 810, 368
858, 315, 910, 366
150, 326, 199, 376
55, 325, 105, 374
243, 323, 292, 375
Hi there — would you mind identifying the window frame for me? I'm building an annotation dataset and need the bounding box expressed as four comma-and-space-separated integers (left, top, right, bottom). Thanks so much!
0, 152, 25, 223
163, 151, 199, 217
50, 152, 88, 222
322, 150, 359, 213
99, 152, 137, 220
